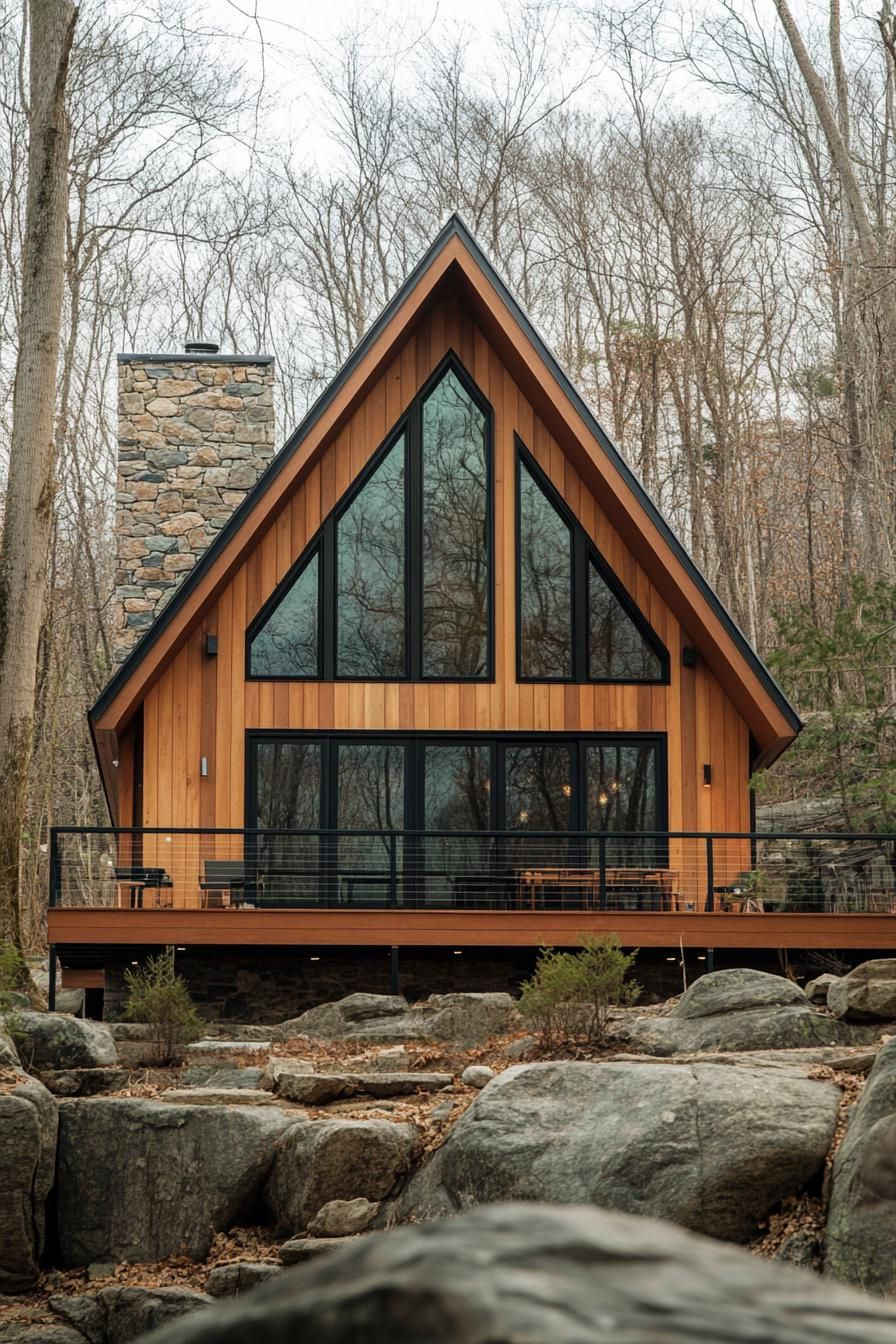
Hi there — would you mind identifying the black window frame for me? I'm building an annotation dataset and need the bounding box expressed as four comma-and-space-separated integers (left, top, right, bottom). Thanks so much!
515, 436, 670, 685
246, 351, 495, 683
245, 729, 668, 841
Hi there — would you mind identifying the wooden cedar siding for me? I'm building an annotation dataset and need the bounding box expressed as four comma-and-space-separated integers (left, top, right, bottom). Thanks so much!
137, 288, 751, 864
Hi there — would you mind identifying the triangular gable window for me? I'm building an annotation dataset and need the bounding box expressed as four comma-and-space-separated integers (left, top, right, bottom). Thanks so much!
247, 355, 492, 681
248, 546, 320, 677
517, 438, 667, 683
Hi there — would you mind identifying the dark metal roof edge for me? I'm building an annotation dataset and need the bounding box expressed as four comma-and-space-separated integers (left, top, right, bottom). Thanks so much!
94, 211, 801, 736
118, 353, 275, 365
91, 215, 465, 722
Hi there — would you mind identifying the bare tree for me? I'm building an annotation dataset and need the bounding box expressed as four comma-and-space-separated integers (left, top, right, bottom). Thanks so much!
0, 0, 76, 952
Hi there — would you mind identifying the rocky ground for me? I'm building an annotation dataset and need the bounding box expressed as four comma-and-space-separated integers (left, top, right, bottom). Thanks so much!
4, 966, 896, 1341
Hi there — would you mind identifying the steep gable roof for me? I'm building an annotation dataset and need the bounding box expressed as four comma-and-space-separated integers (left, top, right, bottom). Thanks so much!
91, 215, 800, 771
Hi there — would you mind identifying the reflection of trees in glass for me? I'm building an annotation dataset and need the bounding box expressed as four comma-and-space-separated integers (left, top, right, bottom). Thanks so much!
254, 740, 321, 827
504, 744, 573, 830
586, 743, 657, 864
337, 743, 405, 831
424, 744, 490, 829
518, 460, 572, 678
249, 550, 319, 676
422, 372, 488, 676
588, 560, 662, 680
337, 437, 406, 676
254, 741, 322, 895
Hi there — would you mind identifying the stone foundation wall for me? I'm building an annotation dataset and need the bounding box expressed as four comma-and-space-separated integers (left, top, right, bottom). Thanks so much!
114, 352, 275, 663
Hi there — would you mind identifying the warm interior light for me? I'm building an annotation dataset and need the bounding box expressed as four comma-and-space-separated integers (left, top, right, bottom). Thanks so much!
176, 946, 186, 951
598, 791, 609, 806
518, 809, 529, 824
309, 955, 320, 961
697, 955, 706, 961
703, 764, 712, 788
561, 783, 572, 797
610, 779, 620, 794
453, 949, 463, 955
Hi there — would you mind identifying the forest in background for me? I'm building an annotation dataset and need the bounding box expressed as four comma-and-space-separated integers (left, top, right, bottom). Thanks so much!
1, 0, 895, 947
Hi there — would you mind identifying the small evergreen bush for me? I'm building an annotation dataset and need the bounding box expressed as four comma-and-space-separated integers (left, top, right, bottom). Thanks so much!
123, 949, 202, 1064
519, 934, 640, 1049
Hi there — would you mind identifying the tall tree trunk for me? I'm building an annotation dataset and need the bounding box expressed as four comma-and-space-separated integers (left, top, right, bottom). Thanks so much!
0, 0, 77, 951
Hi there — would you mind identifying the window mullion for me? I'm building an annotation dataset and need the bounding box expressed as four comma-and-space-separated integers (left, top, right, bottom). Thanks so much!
320, 519, 336, 679
407, 405, 423, 679
573, 527, 589, 681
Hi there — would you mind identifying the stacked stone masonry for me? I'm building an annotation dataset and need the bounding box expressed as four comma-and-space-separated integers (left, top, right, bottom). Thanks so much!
114, 353, 275, 662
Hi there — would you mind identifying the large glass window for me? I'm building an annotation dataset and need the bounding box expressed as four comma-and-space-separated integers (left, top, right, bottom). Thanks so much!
252, 740, 322, 903
421, 371, 489, 677
423, 742, 491, 830
518, 457, 572, 679
247, 733, 665, 907
337, 437, 406, 677
246, 358, 492, 682
504, 742, 573, 831
586, 741, 659, 866
588, 558, 663, 680
517, 440, 668, 683
248, 549, 319, 677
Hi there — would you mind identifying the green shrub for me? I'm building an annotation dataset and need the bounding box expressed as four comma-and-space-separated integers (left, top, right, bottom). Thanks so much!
519, 934, 640, 1049
123, 949, 202, 1064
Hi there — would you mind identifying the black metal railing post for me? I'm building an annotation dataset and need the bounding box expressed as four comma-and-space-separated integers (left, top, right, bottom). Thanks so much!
598, 835, 607, 910
49, 828, 60, 908
388, 831, 398, 908
705, 835, 715, 912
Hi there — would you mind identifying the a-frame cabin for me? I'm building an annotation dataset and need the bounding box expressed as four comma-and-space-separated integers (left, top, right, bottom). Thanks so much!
57, 217, 896, 1020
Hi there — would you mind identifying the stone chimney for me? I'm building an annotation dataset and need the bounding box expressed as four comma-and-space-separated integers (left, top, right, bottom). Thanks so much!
113, 345, 275, 662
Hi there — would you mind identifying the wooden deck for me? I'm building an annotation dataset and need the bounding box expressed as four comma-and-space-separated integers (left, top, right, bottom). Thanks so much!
47, 906, 896, 951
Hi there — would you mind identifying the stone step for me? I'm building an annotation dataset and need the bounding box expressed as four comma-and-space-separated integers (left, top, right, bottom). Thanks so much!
272, 1070, 452, 1105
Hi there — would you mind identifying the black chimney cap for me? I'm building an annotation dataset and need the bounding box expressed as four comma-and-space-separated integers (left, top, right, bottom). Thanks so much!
184, 339, 220, 355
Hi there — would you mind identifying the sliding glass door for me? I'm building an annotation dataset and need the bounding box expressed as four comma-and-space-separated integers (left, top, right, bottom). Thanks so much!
246, 732, 666, 907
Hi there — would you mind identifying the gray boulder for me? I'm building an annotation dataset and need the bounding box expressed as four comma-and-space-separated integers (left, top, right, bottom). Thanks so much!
274, 992, 516, 1047
826, 1036, 896, 1292
0, 1073, 58, 1292
306, 1198, 380, 1237
39, 1068, 129, 1097
55, 1098, 302, 1265
266, 1118, 417, 1234
398, 1060, 839, 1242
0, 1020, 20, 1067
206, 1263, 281, 1297
461, 1065, 495, 1088
135, 1202, 896, 1344
157, 1088, 284, 1107
617, 969, 851, 1055
181, 1066, 264, 1089
275, 995, 408, 1041
278, 1237, 349, 1264
673, 969, 808, 1018
805, 973, 841, 1003
49, 1286, 211, 1343
827, 959, 896, 1021
0, 1326, 85, 1343
7, 1013, 117, 1069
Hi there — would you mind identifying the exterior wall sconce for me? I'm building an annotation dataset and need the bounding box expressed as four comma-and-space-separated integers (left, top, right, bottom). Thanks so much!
200, 757, 209, 778
205, 633, 218, 656
682, 646, 697, 667
703, 764, 712, 788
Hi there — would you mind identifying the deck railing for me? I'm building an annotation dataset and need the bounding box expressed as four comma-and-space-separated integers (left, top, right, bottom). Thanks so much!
49, 827, 896, 916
